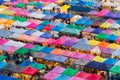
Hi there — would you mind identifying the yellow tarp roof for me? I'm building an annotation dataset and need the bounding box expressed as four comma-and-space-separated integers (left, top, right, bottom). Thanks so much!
0, 5, 8, 10
5, 20, 15, 25
0, 10, 15, 16
93, 56, 106, 62
60, 4, 71, 11
56, 0, 65, 4
108, 43, 120, 49
0, 18, 7, 25
113, 31, 120, 36
88, 40, 100, 46
100, 22, 111, 28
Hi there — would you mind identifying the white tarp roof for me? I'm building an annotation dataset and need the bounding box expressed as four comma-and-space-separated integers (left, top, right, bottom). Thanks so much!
42, 3, 58, 10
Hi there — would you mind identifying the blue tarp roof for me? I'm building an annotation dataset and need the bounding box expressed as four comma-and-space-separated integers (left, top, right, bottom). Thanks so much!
0, 74, 18, 80
84, 19, 94, 26
92, 28, 103, 34
72, 43, 92, 51
24, 30, 36, 35
55, 74, 71, 80
0, 62, 8, 69
77, 38, 88, 44
19, 60, 35, 67
54, 56, 68, 63
76, 1, 86, 5
0, 30, 13, 38
106, 34, 118, 41
35, 25, 45, 30
68, 6, 92, 12
112, 49, 120, 56
104, 58, 118, 65
85, 61, 113, 71
40, 47, 54, 54
55, 13, 72, 19
0, 45, 10, 50
2, 64, 16, 71
40, 32, 53, 38
43, 54, 56, 61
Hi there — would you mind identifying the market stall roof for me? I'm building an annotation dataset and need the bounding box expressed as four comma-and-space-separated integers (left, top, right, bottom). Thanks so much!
93, 56, 106, 63
110, 65, 120, 74
42, 3, 58, 10
81, 54, 95, 61
31, 31, 44, 37
50, 48, 64, 55
2, 64, 16, 72
0, 61, 8, 69
69, 77, 87, 80
0, 38, 8, 45
60, 4, 71, 11
106, 34, 118, 41
97, 41, 110, 48
104, 58, 118, 65
22, 67, 38, 76
31, 45, 44, 52
23, 43, 34, 49
0, 9, 15, 16
112, 49, 120, 56
14, 47, 29, 55
0, 74, 18, 80
92, 28, 103, 34
70, 52, 86, 59
40, 47, 54, 54
40, 32, 53, 38
0, 30, 13, 38
74, 72, 91, 79
43, 54, 56, 61
19, 60, 35, 67
86, 74, 103, 80
95, 33, 109, 40
24, 30, 36, 35
0, 45, 10, 51
74, 59, 89, 66
88, 40, 100, 46
108, 43, 120, 50
43, 72, 60, 80
61, 50, 73, 57
102, 48, 115, 55
54, 56, 68, 63
62, 68, 78, 76
12, 65, 25, 73
50, 66, 65, 74
33, 52, 47, 58
32, 63, 45, 70
16, 2, 26, 8
55, 74, 71, 80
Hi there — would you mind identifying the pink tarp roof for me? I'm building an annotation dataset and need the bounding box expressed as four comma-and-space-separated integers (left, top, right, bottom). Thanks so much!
0, 39, 8, 45
70, 52, 86, 59
50, 66, 65, 74
27, 23, 38, 29
81, 54, 95, 61
43, 25, 54, 30
86, 74, 103, 80
116, 37, 120, 43
22, 67, 38, 76
34, 37, 48, 44
61, 50, 73, 57
23, 43, 34, 49
75, 72, 91, 79
96, 9, 110, 17
106, 19, 115, 24
41, 0, 56, 2
6, 46, 18, 53
70, 77, 87, 80
43, 72, 60, 80
103, 30, 112, 34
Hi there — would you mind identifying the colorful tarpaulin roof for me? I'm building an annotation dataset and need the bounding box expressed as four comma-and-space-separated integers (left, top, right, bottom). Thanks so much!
62, 68, 78, 76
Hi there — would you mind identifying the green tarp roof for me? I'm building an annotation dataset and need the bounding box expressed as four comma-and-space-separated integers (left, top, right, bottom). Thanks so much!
110, 65, 120, 74
0, 55, 6, 61
32, 63, 45, 70
12, 16, 27, 22
41, 20, 50, 26
31, 45, 44, 52
16, 2, 26, 8
95, 33, 109, 40
14, 48, 29, 55
62, 68, 78, 76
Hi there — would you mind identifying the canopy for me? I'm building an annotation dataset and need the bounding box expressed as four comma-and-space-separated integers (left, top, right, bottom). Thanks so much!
102, 48, 115, 55
31, 45, 44, 52
110, 65, 120, 74
50, 66, 65, 74
0, 45, 10, 51
43, 72, 60, 80
75, 72, 91, 79
54, 56, 68, 63
50, 48, 64, 55
100, 22, 111, 28
2, 64, 16, 72
108, 43, 120, 50
14, 48, 29, 55
42, 3, 57, 10
55, 74, 71, 80
61, 50, 73, 57
0, 30, 13, 38
98, 41, 109, 48
11, 65, 25, 73
104, 58, 118, 65
20, 60, 35, 67
92, 28, 103, 34
74, 59, 89, 66
6, 46, 18, 53
32, 63, 45, 70
86, 74, 102, 80
0, 61, 8, 69
40, 32, 53, 38
23, 43, 34, 49
22, 67, 38, 76
60, 4, 70, 11
69, 77, 87, 80
0, 74, 18, 80
16, 2, 26, 8
93, 56, 106, 63
43, 54, 56, 61
40, 47, 54, 54
62, 68, 78, 76
88, 40, 100, 46
81, 54, 95, 61
112, 49, 120, 56
106, 34, 118, 41
33, 52, 47, 58
24, 30, 36, 35
95, 33, 109, 40
70, 52, 86, 59
0, 38, 8, 45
